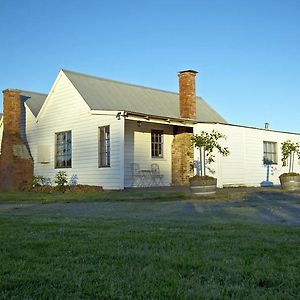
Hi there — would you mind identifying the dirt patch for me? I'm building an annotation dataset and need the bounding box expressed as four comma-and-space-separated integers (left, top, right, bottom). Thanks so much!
0, 191, 299, 226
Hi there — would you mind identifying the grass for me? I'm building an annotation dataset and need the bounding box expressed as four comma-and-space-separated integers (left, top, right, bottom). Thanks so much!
0, 216, 299, 299
0, 190, 299, 299
0, 187, 276, 204
0, 190, 191, 203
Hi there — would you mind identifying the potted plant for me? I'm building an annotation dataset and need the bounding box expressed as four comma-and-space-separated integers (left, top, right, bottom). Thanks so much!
279, 140, 300, 191
190, 130, 229, 195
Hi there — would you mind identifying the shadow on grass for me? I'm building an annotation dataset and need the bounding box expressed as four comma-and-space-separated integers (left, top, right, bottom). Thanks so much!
0, 186, 300, 204
0, 188, 299, 226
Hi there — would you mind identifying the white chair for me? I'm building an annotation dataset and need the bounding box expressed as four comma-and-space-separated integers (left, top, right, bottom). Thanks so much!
132, 163, 143, 187
151, 163, 164, 186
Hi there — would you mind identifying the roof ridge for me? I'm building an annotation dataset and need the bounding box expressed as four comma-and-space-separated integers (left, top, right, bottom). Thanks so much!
20, 89, 48, 96
62, 68, 185, 97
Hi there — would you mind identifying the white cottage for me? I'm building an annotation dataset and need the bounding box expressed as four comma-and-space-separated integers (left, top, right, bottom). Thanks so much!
0, 69, 299, 190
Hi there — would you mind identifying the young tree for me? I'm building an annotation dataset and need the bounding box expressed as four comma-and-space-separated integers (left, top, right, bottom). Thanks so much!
191, 130, 230, 177
281, 140, 300, 173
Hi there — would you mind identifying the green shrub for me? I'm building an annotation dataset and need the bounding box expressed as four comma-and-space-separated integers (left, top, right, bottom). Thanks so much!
32, 175, 44, 187
68, 174, 78, 186
54, 171, 68, 192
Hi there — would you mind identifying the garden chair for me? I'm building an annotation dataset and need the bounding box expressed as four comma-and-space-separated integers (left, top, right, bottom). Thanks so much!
151, 163, 164, 186
132, 163, 143, 187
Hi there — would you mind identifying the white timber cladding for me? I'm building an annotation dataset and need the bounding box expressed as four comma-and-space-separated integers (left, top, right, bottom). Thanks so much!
124, 119, 173, 187
194, 123, 300, 187
25, 72, 125, 189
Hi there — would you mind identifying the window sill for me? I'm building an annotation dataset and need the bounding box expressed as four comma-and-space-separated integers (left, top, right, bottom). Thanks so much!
55, 167, 72, 169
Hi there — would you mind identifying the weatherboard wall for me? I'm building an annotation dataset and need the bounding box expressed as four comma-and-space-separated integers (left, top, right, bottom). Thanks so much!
24, 72, 124, 189
194, 123, 300, 187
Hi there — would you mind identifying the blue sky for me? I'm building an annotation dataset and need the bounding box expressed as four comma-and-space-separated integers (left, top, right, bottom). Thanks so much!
1, 0, 300, 132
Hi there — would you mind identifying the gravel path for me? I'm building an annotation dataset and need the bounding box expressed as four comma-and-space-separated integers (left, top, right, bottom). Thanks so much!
0, 192, 299, 226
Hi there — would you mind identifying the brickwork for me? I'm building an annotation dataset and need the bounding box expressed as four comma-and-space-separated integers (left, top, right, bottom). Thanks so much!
171, 132, 194, 185
171, 70, 198, 185
0, 90, 33, 191
178, 70, 198, 119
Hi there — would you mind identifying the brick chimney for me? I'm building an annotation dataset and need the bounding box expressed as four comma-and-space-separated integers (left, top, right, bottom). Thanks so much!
178, 70, 198, 119
171, 70, 197, 186
0, 89, 33, 191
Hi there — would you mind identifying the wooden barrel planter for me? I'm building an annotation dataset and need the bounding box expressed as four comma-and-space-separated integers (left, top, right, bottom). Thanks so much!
279, 173, 300, 191
189, 176, 217, 195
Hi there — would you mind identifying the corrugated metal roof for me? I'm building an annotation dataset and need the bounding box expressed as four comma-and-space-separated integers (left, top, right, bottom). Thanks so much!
63, 69, 227, 123
21, 90, 47, 117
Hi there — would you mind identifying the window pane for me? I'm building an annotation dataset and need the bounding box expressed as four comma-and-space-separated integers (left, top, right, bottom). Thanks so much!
55, 131, 72, 168
263, 141, 277, 164
151, 130, 163, 158
99, 126, 110, 167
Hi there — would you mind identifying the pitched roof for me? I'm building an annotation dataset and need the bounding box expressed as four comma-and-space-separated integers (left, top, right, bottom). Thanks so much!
3, 70, 226, 123
63, 69, 227, 123
21, 90, 47, 117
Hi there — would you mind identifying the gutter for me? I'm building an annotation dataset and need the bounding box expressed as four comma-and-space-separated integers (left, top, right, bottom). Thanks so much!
90, 109, 198, 126
195, 121, 300, 136
125, 110, 197, 126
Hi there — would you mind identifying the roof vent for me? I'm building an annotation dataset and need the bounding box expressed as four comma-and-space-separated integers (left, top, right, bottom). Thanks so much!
264, 122, 269, 130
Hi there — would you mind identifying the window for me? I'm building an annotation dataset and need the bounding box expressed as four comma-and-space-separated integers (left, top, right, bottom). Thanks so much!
151, 130, 163, 158
99, 126, 110, 167
263, 141, 277, 164
55, 131, 72, 168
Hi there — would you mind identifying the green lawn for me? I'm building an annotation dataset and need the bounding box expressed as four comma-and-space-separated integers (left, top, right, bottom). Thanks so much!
0, 188, 255, 204
0, 191, 299, 299
0, 190, 191, 203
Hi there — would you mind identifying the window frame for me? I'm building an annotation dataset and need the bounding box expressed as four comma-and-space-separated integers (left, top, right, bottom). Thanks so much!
151, 130, 164, 158
263, 141, 277, 165
99, 125, 110, 168
55, 130, 72, 168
